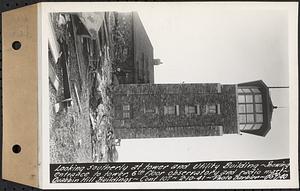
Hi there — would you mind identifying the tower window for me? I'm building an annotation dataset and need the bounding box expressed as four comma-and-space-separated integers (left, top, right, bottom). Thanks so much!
256, 114, 263, 123
244, 124, 253, 130
246, 114, 254, 123
164, 106, 175, 115
251, 88, 260, 93
238, 87, 263, 131
123, 112, 130, 119
240, 123, 263, 131
255, 95, 262, 103
122, 104, 131, 119
185, 105, 197, 114
239, 105, 246, 113
239, 115, 246, 123
245, 95, 253, 103
208, 105, 217, 113
144, 106, 158, 114
217, 84, 222, 93
123, 104, 130, 111
164, 105, 179, 115
205, 104, 221, 114
246, 104, 254, 112
252, 124, 262, 130
238, 95, 245, 103
185, 105, 201, 115
255, 104, 263, 112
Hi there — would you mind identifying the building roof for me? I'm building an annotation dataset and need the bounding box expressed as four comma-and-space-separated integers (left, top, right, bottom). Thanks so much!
238, 80, 274, 137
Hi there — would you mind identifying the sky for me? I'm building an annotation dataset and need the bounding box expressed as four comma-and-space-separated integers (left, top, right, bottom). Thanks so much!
117, 3, 294, 162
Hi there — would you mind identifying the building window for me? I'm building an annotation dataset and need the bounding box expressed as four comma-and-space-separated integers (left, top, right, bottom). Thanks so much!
123, 112, 130, 119
144, 106, 158, 114
252, 124, 262, 130
185, 105, 202, 115
123, 104, 130, 111
123, 104, 131, 119
208, 105, 217, 113
255, 94, 262, 102
185, 106, 196, 114
164, 106, 175, 115
238, 87, 263, 131
205, 104, 221, 114
255, 104, 263, 112
246, 114, 254, 123
217, 84, 222, 93
164, 105, 179, 115
239, 124, 262, 131
256, 114, 263, 123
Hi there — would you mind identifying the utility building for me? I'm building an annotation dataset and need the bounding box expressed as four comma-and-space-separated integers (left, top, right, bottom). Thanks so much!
112, 80, 275, 139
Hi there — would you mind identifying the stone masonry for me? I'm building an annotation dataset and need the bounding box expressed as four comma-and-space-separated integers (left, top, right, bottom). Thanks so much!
112, 83, 239, 139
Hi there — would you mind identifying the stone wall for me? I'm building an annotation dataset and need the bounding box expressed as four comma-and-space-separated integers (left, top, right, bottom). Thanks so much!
110, 12, 154, 84
116, 126, 223, 139
110, 12, 134, 84
112, 83, 238, 139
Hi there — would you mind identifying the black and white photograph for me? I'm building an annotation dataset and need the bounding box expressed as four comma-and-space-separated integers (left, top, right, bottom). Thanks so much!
44, 2, 298, 189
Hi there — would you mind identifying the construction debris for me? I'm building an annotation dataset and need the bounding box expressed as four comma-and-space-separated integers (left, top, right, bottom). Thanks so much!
73, 83, 82, 113
54, 103, 60, 113
50, 12, 119, 163
49, 63, 60, 91
58, 39, 72, 107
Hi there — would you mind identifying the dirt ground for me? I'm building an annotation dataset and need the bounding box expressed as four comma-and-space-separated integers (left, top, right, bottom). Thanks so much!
49, 14, 92, 163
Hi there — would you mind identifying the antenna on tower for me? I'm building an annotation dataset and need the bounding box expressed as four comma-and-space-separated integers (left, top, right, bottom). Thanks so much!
268, 86, 289, 89
273, 106, 288, 109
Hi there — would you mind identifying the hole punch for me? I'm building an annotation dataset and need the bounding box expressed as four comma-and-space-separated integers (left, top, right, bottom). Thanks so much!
12, 41, 22, 50
12, 144, 21, 154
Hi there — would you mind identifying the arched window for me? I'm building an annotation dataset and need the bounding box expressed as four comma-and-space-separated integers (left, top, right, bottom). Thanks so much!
238, 87, 263, 131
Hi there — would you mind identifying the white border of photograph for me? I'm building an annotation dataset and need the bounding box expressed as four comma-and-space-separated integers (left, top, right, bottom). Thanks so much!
39, 2, 298, 189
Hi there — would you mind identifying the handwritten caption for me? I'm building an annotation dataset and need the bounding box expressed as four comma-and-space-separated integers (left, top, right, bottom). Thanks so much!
50, 159, 290, 183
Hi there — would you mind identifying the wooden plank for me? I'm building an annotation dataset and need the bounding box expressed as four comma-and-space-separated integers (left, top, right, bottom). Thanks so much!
49, 63, 59, 91
70, 15, 84, 86
59, 39, 72, 107
73, 83, 82, 113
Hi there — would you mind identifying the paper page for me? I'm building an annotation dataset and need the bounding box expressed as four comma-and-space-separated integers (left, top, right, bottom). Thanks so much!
39, 2, 298, 189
